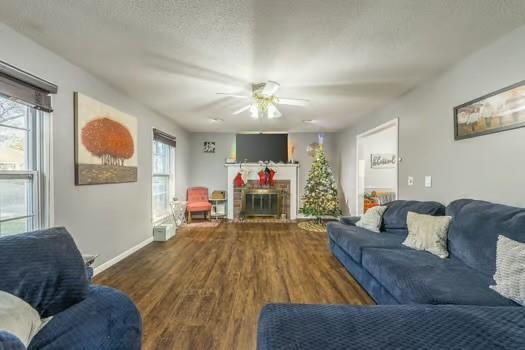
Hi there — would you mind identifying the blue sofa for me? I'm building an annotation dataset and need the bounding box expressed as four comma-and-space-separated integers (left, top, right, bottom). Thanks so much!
258, 199, 525, 349
0, 227, 142, 350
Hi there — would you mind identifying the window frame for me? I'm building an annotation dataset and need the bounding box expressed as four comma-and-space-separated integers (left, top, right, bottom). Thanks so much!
0, 102, 50, 234
151, 138, 176, 224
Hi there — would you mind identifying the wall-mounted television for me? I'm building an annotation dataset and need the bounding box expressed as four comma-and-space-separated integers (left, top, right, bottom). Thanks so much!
236, 133, 288, 163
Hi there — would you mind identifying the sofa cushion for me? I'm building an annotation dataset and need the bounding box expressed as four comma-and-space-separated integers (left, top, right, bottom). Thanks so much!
361, 248, 517, 306
0, 227, 88, 318
339, 216, 361, 226
327, 222, 406, 263
447, 199, 525, 277
258, 304, 525, 350
382, 200, 446, 234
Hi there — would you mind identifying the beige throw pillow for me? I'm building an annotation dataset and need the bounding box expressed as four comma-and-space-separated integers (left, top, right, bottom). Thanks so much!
0, 291, 51, 346
403, 211, 452, 258
356, 206, 387, 233
490, 235, 525, 306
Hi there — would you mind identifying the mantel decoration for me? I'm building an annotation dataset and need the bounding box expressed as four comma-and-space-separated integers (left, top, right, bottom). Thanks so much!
454, 80, 525, 140
74, 92, 138, 185
299, 140, 341, 230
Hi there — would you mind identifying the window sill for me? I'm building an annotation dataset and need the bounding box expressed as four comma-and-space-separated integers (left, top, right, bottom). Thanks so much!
152, 215, 171, 226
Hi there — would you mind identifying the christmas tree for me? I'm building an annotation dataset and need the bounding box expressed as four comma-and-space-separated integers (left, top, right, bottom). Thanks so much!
300, 145, 342, 222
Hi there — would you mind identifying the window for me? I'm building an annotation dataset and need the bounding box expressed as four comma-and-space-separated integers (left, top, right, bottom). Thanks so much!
0, 96, 49, 235
152, 129, 176, 223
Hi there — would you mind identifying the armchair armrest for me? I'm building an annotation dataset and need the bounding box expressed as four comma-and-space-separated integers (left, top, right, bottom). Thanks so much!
340, 216, 361, 226
0, 227, 88, 317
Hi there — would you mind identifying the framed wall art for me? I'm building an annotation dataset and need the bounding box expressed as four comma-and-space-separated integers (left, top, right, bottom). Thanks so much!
454, 81, 525, 140
74, 92, 138, 185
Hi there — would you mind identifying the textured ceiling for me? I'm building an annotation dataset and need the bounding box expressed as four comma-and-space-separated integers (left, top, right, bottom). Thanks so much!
1, 0, 525, 132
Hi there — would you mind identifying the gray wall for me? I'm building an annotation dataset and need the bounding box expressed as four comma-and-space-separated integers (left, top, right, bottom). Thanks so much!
0, 24, 190, 267
337, 24, 525, 215
188, 132, 338, 210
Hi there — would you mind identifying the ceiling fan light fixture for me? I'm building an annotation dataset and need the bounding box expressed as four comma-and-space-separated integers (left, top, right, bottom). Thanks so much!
249, 104, 259, 119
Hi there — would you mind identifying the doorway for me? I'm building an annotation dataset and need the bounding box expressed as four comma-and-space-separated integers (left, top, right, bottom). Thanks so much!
355, 118, 398, 215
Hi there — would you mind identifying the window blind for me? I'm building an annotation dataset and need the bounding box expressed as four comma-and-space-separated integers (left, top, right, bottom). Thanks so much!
0, 60, 57, 112
153, 128, 176, 148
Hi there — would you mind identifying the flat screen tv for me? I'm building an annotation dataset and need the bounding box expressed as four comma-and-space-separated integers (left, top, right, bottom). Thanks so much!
236, 133, 288, 163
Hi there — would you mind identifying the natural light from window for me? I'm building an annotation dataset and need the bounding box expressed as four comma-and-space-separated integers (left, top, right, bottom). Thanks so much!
0, 95, 48, 235
152, 139, 175, 223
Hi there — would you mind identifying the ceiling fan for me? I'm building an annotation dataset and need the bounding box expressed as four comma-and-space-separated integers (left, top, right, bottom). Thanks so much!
217, 81, 309, 119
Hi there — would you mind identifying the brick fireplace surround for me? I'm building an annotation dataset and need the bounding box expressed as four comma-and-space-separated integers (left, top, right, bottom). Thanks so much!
226, 163, 299, 220
233, 180, 291, 220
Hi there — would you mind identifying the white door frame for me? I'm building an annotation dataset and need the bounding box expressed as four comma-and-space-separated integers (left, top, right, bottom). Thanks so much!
355, 118, 399, 215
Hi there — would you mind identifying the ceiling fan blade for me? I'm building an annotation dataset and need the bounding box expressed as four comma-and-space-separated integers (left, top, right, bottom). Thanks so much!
267, 104, 282, 119
261, 81, 280, 96
216, 92, 250, 99
274, 106, 282, 118
278, 97, 310, 106
232, 105, 251, 115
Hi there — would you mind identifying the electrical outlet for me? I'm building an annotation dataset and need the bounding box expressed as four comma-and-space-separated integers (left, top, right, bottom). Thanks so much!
425, 176, 432, 188
408, 176, 414, 186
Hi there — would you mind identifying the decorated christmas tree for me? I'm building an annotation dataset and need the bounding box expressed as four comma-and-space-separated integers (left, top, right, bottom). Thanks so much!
300, 145, 342, 222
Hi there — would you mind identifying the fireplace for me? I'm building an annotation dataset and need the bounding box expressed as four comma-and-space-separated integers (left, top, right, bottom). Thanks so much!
242, 188, 282, 218
227, 163, 298, 220
233, 180, 291, 220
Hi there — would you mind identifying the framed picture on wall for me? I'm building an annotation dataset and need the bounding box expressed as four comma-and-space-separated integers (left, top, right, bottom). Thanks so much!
454, 80, 525, 140
74, 92, 138, 185
370, 153, 396, 169
203, 141, 216, 153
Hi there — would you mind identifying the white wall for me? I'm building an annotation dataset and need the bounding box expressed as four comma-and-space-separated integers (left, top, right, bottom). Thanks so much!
360, 126, 397, 191
0, 23, 190, 268
188, 132, 339, 211
188, 133, 236, 194
337, 24, 525, 215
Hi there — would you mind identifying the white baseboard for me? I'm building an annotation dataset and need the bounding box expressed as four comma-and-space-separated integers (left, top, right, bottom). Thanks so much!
93, 236, 153, 276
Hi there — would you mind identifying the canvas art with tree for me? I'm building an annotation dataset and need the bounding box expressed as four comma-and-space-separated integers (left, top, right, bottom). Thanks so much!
75, 93, 138, 185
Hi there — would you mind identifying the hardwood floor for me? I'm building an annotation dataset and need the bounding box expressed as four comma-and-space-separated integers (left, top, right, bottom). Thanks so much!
94, 222, 374, 350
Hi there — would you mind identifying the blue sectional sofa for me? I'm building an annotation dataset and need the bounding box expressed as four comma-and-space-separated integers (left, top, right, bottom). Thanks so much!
0, 227, 142, 350
258, 199, 525, 349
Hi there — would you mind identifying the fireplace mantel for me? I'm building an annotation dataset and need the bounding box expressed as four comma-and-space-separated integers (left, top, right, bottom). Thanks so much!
225, 163, 299, 220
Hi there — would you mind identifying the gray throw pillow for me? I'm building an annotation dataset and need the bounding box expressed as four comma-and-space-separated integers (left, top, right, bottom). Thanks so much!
356, 206, 387, 233
402, 211, 452, 258
490, 235, 525, 306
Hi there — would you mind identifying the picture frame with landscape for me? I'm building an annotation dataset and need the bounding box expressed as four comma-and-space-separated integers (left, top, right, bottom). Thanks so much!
454, 80, 525, 140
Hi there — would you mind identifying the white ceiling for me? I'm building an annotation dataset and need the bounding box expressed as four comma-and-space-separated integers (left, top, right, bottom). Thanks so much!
1, 1, 525, 132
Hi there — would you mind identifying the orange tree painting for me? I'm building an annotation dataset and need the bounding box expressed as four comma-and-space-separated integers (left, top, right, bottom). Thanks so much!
75, 92, 138, 185
81, 117, 134, 166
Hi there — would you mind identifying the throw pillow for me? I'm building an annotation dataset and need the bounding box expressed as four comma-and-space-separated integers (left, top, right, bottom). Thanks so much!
0, 291, 51, 346
490, 235, 525, 306
403, 211, 452, 258
356, 206, 387, 233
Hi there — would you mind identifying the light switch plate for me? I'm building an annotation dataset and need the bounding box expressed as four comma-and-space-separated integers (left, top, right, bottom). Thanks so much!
408, 176, 414, 186
425, 176, 432, 188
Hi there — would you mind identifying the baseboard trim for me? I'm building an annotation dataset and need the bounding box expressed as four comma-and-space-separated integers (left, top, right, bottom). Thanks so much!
93, 236, 154, 276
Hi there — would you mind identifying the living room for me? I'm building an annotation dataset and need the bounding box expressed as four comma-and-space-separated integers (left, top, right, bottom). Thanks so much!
0, 1, 524, 349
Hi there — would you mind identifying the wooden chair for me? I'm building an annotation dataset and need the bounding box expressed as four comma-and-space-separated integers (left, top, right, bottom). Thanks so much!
186, 187, 212, 223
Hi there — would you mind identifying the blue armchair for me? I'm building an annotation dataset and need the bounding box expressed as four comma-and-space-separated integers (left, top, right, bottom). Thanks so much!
0, 227, 142, 350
